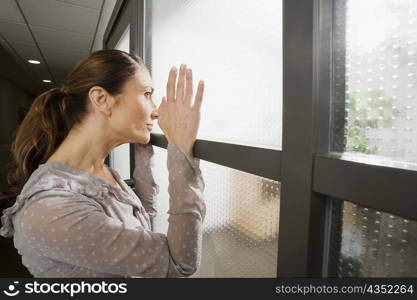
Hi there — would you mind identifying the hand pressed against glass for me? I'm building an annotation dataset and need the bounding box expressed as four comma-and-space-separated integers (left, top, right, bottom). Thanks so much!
157, 64, 205, 155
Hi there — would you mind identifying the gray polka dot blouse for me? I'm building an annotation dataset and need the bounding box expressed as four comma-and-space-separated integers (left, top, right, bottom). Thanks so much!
0, 142, 206, 278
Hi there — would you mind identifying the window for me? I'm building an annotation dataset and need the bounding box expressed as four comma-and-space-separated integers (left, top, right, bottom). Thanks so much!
103, 0, 417, 277
147, 0, 283, 150
326, 0, 417, 277
145, 0, 283, 277
332, 0, 417, 167
337, 200, 417, 277
151, 146, 280, 277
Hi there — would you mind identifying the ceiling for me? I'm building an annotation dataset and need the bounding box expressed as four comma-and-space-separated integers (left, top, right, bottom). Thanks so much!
0, 0, 105, 95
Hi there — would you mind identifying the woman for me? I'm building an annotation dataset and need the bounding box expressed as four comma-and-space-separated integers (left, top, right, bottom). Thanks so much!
0, 49, 206, 278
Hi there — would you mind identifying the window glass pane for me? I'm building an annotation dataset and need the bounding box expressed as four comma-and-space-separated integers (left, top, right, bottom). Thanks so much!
146, 0, 283, 150
112, 25, 130, 179
151, 146, 280, 277
335, 200, 417, 277
332, 0, 417, 166
115, 25, 130, 53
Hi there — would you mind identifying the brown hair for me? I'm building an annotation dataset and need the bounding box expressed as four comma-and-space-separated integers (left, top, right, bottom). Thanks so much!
0, 49, 145, 211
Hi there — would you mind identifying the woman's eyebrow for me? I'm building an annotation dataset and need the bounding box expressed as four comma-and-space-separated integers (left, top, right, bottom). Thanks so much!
144, 86, 154, 93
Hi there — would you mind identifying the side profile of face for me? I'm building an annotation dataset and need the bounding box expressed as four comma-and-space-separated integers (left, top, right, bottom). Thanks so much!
88, 67, 158, 146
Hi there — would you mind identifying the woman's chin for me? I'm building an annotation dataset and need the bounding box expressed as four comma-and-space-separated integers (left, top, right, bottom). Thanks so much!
136, 132, 150, 144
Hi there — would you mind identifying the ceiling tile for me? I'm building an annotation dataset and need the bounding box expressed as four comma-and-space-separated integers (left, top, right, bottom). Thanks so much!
0, 38, 43, 94
54, 77, 68, 85
0, 21, 33, 43
9, 42, 51, 82
55, 0, 103, 10
40, 45, 87, 74
40, 45, 86, 63
29, 64, 52, 82
49, 65, 72, 79
18, 0, 100, 35
39, 83, 56, 92
31, 25, 92, 52
0, 0, 25, 23
11, 42, 44, 63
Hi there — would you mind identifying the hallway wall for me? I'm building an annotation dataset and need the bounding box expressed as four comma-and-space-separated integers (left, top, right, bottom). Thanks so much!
0, 77, 34, 189
0, 76, 34, 277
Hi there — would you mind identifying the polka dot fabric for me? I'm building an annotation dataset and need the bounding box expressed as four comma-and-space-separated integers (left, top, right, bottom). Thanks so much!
0, 142, 206, 278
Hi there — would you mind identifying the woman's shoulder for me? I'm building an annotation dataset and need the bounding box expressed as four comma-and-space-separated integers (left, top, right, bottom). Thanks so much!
0, 162, 106, 238
0, 163, 100, 238
20, 162, 106, 201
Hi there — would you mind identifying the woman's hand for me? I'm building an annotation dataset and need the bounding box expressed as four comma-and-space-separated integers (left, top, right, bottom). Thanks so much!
157, 64, 205, 156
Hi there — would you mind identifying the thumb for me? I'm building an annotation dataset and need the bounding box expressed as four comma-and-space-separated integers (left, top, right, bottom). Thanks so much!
158, 96, 167, 110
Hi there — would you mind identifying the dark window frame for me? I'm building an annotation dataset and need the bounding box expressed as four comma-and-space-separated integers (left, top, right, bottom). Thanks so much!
103, 0, 417, 278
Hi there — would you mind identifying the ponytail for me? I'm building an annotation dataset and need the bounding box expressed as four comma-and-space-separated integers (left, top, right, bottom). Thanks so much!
0, 87, 70, 210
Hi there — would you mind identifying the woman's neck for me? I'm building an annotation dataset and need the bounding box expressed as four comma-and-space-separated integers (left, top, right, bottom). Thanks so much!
46, 122, 122, 175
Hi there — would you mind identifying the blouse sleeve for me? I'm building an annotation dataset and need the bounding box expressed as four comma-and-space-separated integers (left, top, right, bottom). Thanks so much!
132, 142, 160, 219
19, 142, 206, 278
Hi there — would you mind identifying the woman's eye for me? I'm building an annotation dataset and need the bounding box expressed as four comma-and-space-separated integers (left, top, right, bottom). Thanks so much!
145, 92, 152, 97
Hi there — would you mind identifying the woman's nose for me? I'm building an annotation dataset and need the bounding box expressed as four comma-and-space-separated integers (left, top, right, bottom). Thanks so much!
151, 101, 159, 119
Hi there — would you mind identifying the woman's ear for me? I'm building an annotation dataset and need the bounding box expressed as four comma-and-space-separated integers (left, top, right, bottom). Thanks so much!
88, 86, 114, 117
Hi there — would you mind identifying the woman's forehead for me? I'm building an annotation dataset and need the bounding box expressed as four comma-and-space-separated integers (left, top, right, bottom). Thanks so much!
129, 69, 153, 90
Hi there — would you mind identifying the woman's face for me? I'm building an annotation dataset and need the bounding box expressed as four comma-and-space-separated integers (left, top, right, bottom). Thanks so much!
108, 68, 158, 145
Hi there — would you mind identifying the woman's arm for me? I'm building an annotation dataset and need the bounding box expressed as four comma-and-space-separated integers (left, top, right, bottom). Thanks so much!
132, 142, 160, 219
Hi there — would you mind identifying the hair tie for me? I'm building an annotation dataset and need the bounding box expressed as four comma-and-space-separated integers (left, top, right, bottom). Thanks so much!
59, 85, 69, 96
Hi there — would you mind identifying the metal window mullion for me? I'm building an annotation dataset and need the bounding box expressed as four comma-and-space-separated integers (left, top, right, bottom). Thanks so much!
278, 0, 328, 277
314, 155, 417, 222
129, 0, 145, 181
317, 0, 347, 278
150, 133, 281, 182
143, 0, 153, 74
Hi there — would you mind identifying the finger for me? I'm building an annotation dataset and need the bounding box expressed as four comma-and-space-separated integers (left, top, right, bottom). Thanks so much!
166, 67, 177, 102
158, 96, 167, 112
159, 96, 167, 108
184, 68, 193, 106
176, 64, 186, 102
193, 80, 205, 110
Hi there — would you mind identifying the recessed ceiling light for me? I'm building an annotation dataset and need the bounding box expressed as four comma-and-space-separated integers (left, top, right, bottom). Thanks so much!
28, 60, 40, 64
42, 80, 52, 83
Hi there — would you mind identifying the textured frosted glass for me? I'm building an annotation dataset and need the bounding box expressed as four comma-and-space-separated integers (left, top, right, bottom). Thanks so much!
338, 201, 417, 277
334, 0, 417, 165
111, 25, 131, 179
151, 146, 280, 277
146, 0, 282, 150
